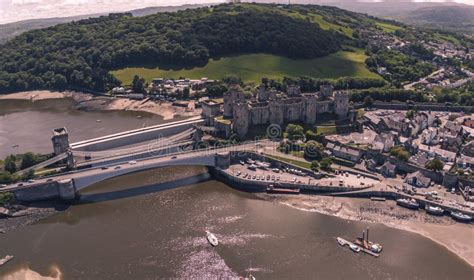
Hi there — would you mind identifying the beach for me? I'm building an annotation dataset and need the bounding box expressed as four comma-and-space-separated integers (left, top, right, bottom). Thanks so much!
0, 91, 201, 120
260, 194, 474, 267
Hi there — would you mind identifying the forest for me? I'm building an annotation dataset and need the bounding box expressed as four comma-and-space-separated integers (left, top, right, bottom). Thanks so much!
0, 4, 343, 94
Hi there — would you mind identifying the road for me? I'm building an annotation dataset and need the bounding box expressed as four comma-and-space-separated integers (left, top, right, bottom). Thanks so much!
1, 140, 276, 192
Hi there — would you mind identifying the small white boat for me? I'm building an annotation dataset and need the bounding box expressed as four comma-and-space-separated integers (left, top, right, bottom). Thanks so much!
349, 244, 361, 253
206, 231, 219, 247
0, 255, 13, 267
336, 237, 346, 246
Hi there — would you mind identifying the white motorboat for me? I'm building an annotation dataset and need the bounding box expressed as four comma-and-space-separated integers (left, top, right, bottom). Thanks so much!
206, 231, 219, 247
0, 255, 13, 267
349, 244, 361, 253
336, 237, 346, 246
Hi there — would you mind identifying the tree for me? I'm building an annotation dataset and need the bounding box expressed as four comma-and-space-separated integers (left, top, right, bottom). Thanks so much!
131, 75, 145, 93
426, 158, 444, 171
320, 157, 333, 171
20, 152, 37, 170
305, 130, 325, 142
363, 96, 374, 107
4, 159, 17, 173
310, 160, 319, 171
285, 124, 304, 141
406, 110, 416, 119
390, 146, 410, 162
182, 86, 190, 99
304, 140, 324, 160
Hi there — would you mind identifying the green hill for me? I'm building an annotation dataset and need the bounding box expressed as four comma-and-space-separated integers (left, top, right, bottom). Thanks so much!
0, 3, 410, 94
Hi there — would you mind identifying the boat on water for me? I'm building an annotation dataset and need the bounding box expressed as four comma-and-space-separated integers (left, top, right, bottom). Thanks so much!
206, 231, 219, 246
425, 205, 444, 215
396, 198, 419, 209
0, 255, 13, 267
336, 237, 347, 246
266, 184, 300, 194
354, 228, 383, 253
450, 211, 472, 222
349, 244, 361, 253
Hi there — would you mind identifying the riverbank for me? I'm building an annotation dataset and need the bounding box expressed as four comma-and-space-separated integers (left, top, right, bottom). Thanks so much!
0, 201, 66, 234
259, 194, 474, 267
0, 91, 201, 120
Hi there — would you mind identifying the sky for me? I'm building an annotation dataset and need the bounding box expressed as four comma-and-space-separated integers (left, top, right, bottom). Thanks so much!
0, 0, 472, 25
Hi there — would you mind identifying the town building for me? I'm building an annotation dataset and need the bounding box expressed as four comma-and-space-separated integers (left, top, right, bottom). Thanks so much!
379, 161, 396, 177
326, 142, 362, 162
404, 171, 431, 188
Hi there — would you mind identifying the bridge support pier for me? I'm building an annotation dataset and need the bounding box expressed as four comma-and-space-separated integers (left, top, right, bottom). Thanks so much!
58, 179, 77, 201
66, 149, 76, 170
215, 152, 231, 169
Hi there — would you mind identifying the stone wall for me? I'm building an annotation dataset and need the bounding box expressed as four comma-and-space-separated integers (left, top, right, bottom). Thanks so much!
372, 102, 474, 113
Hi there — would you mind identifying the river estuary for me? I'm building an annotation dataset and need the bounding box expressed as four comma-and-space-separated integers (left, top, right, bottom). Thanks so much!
0, 99, 472, 279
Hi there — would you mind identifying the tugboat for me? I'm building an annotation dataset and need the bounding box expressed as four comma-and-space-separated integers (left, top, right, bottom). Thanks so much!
451, 211, 472, 222
396, 198, 420, 209
425, 205, 444, 216
349, 244, 361, 253
206, 231, 219, 247
354, 228, 383, 254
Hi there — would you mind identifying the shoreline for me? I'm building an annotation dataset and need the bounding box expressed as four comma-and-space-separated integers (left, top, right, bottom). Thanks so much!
0, 90, 201, 121
258, 194, 474, 267
1, 184, 472, 267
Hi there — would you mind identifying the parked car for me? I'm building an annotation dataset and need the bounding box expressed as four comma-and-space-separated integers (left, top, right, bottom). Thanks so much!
171, 156, 177, 159
128, 161, 137, 165
114, 166, 121, 170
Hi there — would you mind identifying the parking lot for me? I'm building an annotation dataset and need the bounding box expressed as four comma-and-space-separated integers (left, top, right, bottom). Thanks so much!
227, 161, 379, 189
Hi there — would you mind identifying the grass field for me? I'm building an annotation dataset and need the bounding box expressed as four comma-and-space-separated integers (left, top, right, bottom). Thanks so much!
375, 22, 403, 33
112, 50, 380, 85
265, 154, 311, 170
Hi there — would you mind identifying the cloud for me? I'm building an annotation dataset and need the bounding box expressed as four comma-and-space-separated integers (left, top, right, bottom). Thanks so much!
0, 0, 225, 24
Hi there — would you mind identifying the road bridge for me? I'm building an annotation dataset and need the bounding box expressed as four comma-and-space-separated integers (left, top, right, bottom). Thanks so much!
2, 141, 266, 202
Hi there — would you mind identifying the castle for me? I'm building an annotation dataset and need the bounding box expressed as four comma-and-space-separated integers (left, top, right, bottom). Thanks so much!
201, 83, 353, 139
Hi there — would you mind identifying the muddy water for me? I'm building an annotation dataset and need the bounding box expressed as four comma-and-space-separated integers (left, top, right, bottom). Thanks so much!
0, 98, 168, 158
0, 166, 472, 279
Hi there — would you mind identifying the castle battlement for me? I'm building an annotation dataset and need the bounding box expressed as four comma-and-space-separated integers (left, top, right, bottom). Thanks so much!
203, 84, 351, 138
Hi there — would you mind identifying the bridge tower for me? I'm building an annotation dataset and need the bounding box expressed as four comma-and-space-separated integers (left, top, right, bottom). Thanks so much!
52, 127, 70, 155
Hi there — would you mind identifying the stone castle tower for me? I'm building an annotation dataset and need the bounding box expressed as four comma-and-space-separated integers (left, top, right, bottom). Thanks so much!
320, 84, 333, 100
232, 103, 250, 138
257, 83, 268, 102
223, 85, 245, 118
303, 95, 318, 124
334, 91, 350, 119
